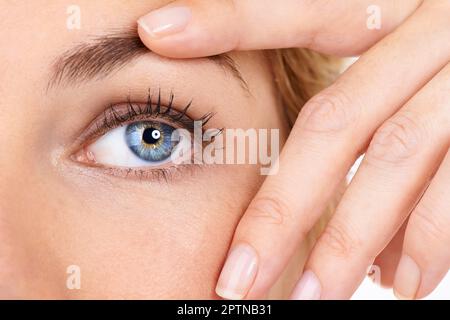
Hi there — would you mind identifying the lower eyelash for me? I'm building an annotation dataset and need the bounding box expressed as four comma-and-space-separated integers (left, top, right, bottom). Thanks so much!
80, 133, 211, 181
85, 163, 207, 183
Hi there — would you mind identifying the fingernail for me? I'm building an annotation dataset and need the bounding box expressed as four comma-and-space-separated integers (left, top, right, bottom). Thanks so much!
138, 6, 192, 38
215, 243, 258, 300
393, 254, 421, 300
290, 270, 322, 300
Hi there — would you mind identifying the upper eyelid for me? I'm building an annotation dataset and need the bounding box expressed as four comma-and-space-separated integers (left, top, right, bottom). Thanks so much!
103, 91, 193, 128
71, 92, 215, 153
77, 102, 193, 149
67, 92, 219, 182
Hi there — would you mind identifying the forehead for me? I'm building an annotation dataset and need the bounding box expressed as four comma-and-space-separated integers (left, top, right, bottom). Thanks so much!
0, 0, 168, 87
2, 0, 169, 26
1, 0, 170, 40
0, 0, 270, 108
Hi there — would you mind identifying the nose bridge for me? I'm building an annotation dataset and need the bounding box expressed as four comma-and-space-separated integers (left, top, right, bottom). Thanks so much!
0, 66, 38, 299
0, 121, 29, 298
0, 6, 67, 299
0, 146, 63, 298
0, 29, 27, 205
0, 97, 27, 212
0, 131, 57, 298
0, 212, 28, 298
0, 153, 31, 298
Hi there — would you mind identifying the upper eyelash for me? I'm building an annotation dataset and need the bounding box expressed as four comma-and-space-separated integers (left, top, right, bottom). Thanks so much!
103, 89, 190, 129
86, 89, 215, 142
70, 90, 221, 182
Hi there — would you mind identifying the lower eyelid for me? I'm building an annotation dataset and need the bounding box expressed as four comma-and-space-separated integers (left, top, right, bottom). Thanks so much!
72, 162, 205, 183
75, 123, 201, 179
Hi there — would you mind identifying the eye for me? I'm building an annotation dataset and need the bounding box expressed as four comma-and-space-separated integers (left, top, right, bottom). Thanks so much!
72, 91, 215, 176
83, 120, 187, 168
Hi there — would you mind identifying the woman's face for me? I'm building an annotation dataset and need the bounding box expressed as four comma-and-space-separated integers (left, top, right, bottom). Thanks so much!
0, 0, 288, 298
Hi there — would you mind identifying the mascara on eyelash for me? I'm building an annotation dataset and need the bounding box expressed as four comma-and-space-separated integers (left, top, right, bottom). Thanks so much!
79, 89, 218, 152
73, 89, 219, 183
98, 90, 212, 132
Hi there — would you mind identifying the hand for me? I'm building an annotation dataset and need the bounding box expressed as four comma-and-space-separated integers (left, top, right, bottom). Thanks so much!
137, 0, 450, 299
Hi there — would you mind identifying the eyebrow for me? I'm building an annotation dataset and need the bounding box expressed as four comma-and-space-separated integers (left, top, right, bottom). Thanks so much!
48, 30, 248, 91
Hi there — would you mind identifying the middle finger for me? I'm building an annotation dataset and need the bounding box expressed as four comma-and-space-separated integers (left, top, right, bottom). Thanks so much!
293, 62, 450, 300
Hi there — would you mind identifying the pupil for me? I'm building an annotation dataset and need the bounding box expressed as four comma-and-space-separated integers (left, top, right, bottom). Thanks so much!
142, 127, 160, 144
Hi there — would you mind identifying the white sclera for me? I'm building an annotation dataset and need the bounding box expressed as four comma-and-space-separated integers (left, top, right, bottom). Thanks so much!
87, 125, 190, 168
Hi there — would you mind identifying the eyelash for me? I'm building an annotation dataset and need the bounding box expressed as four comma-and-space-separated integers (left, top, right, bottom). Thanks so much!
94, 89, 214, 139
72, 90, 216, 181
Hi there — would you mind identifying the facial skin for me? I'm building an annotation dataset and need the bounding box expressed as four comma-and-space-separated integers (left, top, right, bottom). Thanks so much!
0, 0, 290, 298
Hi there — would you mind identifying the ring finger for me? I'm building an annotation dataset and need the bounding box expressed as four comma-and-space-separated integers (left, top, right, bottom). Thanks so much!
292, 62, 450, 299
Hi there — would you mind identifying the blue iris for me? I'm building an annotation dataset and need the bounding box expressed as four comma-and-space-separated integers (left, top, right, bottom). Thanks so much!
125, 121, 176, 162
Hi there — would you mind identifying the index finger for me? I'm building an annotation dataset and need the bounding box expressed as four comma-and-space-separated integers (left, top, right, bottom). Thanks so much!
137, 0, 422, 58
214, 1, 450, 299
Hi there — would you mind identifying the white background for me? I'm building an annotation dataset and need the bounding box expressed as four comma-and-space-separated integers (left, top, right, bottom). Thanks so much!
346, 156, 449, 300
352, 272, 450, 300
341, 58, 449, 300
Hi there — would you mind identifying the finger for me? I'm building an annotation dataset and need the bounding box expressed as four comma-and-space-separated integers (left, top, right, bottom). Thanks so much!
373, 222, 406, 287
394, 150, 450, 299
293, 62, 450, 299
216, 3, 450, 300
137, 0, 422, 58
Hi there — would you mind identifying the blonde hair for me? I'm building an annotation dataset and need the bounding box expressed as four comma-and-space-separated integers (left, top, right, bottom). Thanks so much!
266, 48, 342, 298
269, 48, 342, 126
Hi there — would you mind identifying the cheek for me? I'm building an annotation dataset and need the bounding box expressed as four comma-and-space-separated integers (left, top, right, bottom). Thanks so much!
5, 162, 262, 299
